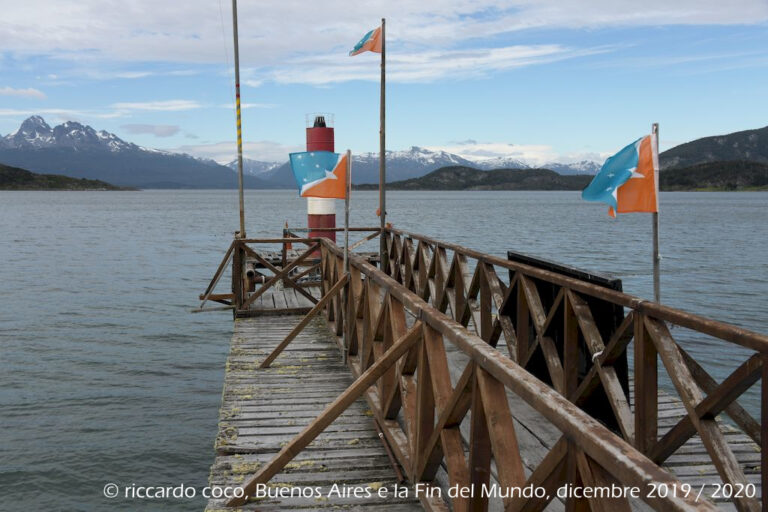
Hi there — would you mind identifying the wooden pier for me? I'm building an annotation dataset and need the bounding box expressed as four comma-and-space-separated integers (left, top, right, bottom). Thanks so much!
200, 228, 767, 512
206, 314, 422, 511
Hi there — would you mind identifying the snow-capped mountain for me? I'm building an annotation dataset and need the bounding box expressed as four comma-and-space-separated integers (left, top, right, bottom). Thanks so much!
255, 145, 598, 187
0, 116, 269, 189
0, 115, 139, 152
226, 158, 282, 177
260, 146, 481, 187
473, 156, 530, 170
542, 160, 602, 175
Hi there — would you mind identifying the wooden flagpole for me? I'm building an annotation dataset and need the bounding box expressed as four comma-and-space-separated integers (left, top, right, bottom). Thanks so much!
652, 122, 660, 303
343, 150, 352, 362
379, 18, 387, 271
231, 0, 246, 238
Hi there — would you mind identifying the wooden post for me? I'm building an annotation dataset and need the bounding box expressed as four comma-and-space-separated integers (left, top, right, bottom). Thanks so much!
379, 18, 387, 272
231, 241, 243, 313
231, 0, 246, 238
468, 369, 491, 511
652, 122, 660, 303
634, 313, 657, 454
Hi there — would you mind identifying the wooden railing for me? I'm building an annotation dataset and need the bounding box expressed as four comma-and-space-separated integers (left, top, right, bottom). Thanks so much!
209, 227, 765, 511
374, 227, 767, 512
197, 228, 380, 313
311, 237, 731, 511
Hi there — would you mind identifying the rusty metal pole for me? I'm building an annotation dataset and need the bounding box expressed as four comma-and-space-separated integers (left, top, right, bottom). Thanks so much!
652, 122, 660, 303
379, 18, 387, 272
232, 0, 246, 238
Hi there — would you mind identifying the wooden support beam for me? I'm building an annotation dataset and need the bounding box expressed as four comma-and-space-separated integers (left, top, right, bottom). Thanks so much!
567, 290, 634, 442
575, 450, 631, 512
681, 347, 762, 445
477, 367, 526, 508
226, 321, 423, 507
259, 273, 349, 368
506, 437, 568, 512
349, 229, 382, 251
200, 240, 234, 309
245, 243, 319, 304
241, 243, 318, 309
651, 353, 761, 463
645, 317, 760, 512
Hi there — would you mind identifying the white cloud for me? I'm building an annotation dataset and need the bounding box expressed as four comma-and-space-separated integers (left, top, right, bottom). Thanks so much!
0, 99, 202, 120
0, 107, 118, 119
0, 1, 765, 85
218, 102, 278, 109
172, 140, 301, 163
121, 124, 180, 137
110, 100, 201, 112
425, 140, 609, 166
0, 86, 46, 99
260, 44, 610, 85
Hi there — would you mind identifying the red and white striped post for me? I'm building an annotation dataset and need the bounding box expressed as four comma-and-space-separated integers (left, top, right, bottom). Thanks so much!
305, 114, 336, 242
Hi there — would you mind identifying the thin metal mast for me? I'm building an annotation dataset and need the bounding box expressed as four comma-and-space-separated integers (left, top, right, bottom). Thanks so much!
379, 18, 386, 270
232, 0, 246, 238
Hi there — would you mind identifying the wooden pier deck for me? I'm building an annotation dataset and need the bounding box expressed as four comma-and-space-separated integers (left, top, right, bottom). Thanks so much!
243, 285, 321, 316
201, 231, 766, 511
206, 313, 422, 511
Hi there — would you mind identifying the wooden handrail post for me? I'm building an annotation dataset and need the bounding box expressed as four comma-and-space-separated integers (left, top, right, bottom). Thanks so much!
634, 312, 657, 454
281, 222, 289, 285
232, 240, 244, 313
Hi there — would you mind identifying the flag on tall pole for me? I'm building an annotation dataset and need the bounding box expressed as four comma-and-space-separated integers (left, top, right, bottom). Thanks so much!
288, 151, 348, 199
350, 20, 386, 271
581, 124, 661, 302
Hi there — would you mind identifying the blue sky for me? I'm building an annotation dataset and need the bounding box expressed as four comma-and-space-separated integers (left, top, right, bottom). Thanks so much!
1, 1, 767, 164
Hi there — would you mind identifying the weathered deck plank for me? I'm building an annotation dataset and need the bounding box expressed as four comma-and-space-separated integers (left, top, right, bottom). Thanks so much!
238, 285, 323, 317
206, 316, 421, 511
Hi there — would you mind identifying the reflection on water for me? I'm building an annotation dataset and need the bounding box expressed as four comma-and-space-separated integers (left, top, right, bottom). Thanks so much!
0, 189, 765, 510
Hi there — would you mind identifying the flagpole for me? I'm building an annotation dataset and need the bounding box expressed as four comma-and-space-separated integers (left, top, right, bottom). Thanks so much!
231, 0, 246, 238
652, 122, 660, 303
343, 150, 351, 363
379, 18, 387, 272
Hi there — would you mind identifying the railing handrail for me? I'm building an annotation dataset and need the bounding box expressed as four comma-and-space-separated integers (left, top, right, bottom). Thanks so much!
319, 237, 719, 511
386, 227, 768, 353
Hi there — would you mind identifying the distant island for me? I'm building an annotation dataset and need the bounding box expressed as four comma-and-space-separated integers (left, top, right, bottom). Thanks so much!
353, 160, 768, 192
355, 167, 591, 191
659, 160, 768, 191
0, 163, 133, 191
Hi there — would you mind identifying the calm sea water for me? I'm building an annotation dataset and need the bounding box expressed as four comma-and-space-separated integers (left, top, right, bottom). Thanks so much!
1, 190, 766, 511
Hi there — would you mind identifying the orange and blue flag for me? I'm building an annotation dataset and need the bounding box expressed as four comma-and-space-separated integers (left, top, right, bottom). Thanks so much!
349, 27, 382, 56
289, 151, 347, 199
582, 134, 658, 217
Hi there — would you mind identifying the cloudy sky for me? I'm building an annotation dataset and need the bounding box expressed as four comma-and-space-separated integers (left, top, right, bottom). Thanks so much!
1, 1, 767, 164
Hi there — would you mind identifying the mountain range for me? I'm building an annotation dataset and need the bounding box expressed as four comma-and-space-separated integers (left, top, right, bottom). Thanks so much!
227, 147, 601, 188
0, 116, 268, 189
659, 125, 768, 170
1, 116, 766, 189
